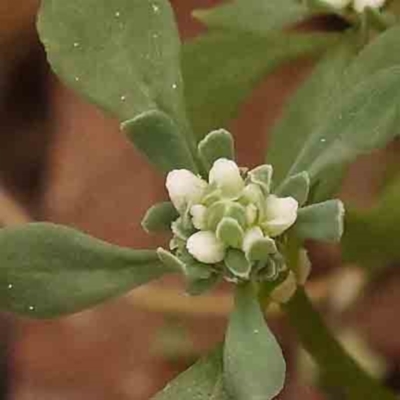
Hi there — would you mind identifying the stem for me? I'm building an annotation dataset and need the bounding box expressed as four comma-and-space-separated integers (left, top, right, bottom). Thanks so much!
285, 288, 397, 400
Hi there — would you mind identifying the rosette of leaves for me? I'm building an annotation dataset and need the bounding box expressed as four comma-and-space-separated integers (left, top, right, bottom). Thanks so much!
0, 0, 397, 399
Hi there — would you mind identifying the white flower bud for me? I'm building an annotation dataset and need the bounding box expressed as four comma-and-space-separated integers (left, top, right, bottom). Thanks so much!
270, 272, 297, 304
242, 226, 264, 254
166, 170, 207, 212
209, 158, 244, 197
186, 231, 226, 264
353, 0, 386, 12
190, 204, 208, 230
320, 0, 351, 9
263, 195, 298, 237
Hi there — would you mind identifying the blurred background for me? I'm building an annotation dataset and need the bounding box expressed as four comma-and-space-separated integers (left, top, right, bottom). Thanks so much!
0, 1, 400, 399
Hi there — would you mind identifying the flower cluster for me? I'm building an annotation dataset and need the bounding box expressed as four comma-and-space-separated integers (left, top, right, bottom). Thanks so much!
321, 0, 386, 12
143, 130, 344, 303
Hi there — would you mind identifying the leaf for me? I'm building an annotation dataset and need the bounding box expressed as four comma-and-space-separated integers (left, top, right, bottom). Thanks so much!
268, 26, 400, 195
0, 223, 171, 318
193, 0, 310, 35
274, 171, 310, 206
152, 347, 232, 400
122, 110, 198, 173
224, 283, 286, 400
293, 67, 400, 182
182, 31, 339, 139
142, 202, 178, 233
267, 36, 358, 187
294, 200, 345, 243
38, 0, 189, 130
198, 129, 235, 171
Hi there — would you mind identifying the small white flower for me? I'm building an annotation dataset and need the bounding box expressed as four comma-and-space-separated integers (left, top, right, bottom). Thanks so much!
186, 231, 226, 264
242, 226, 264, 254
270, 272, 297, 304
190, 204, 208, 230
263, 195, 298, 237
319, 0, 352, 9
209, 158, 244, 197
353, 0, 386, 12
166, 170, 207, 212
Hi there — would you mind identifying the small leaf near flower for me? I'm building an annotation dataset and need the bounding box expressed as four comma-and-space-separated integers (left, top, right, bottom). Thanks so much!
198, 129, 235, 171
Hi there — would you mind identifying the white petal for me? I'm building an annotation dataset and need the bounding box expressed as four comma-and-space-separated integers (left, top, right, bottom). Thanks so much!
353, 0, 386, 12
320, 0, 351, 9
263, 195, 298, 237
190, 204, 208, 230
270, 272, 297, 304
242, 226, 264, 254
209, 158, 244, 196
166, 170, 207, 212
186, 231, 226, 264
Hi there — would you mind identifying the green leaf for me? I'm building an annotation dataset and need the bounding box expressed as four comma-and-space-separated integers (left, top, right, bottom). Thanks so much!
225, 249, 252, 279
142, 202, 178, 233
293, 67, 400, 183
294, 200, 345, 243
268, 36, 358, 187
274, 171, 310, 206
269, 26, 400, 195
152, 347, 232, 400
122, 110, 197, 173
198, 129, 235, 171
38, 0, 187, 128
193, 0, 310, 35
0, 223, 171, 318
224, 283, 286, 400
246, 237, 277, 262
186, 273, 221, 296
157, 248, 185, 273
183, 31, 339, 139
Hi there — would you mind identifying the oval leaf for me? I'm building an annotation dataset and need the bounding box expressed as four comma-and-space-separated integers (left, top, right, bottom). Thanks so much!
224, 283, 286, 400
38, 0, 187, 127
122, 110, 197, 173
0, 223, 170, 318
142, 202, 178, 233
153, 347, 232, 400
294, 199, 345, 243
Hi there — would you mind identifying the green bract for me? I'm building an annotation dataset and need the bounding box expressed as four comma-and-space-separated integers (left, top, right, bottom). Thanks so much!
144, 131, 345, 302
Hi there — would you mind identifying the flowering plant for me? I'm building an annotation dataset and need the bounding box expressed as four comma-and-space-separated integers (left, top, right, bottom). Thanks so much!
0, 0, 399, 398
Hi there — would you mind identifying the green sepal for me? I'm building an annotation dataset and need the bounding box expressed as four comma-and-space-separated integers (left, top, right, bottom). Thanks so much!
0, 223, 171, 318
248, 165, 273, 195
294, 199, 345, 243
275, 171, 310, 206
171, 217, 195, 241
157, 248, 185, 273
198, 129, 235, 171
141, 202, 178, 233
245, 237, 277, 262
122, 110, 197, 173
225, 249, 252, 280
206, 201, 247, 231
186, 272, 221, 296
216, 218, 244, 249
224, 283, 286, 400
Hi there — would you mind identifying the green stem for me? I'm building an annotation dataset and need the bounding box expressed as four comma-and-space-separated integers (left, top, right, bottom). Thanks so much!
285, 288, 397, 400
